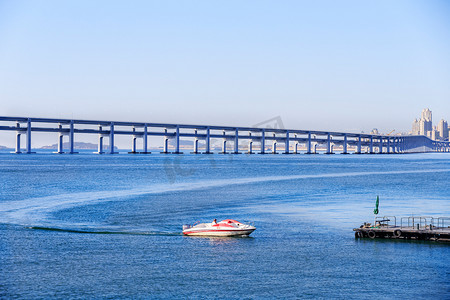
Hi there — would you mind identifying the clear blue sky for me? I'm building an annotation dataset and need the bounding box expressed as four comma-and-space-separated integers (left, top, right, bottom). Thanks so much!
1, 0, 449, 143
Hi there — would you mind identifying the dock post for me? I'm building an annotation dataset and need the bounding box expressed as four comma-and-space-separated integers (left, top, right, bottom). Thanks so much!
342, 134, 348, 154
306, 132, 312, 154
259, 129, 265, 154
13, 122, 22, 154
26, 118, 32, 154
272, 133, 277, 154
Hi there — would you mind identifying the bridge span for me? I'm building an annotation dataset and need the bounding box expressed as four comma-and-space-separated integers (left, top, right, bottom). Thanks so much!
0, 116, 448, 154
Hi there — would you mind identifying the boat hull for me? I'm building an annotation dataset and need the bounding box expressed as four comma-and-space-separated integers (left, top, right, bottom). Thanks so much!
183, 228, 255, 237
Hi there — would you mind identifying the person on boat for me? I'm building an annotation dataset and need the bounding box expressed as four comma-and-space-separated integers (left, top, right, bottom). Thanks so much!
212, 219, 217, 224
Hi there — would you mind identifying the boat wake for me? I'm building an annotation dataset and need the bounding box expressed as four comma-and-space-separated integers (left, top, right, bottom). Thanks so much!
1, 168, 449, 228
29, 226, 182, 236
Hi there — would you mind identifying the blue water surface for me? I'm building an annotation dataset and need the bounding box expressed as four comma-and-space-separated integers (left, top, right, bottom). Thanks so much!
1, 152, 449, 299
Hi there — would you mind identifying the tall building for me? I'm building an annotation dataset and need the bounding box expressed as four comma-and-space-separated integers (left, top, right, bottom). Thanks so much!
411, 108, 433, 136
437, 119, 449, 141
421, 108, 433, 134
411, 119, 420, 135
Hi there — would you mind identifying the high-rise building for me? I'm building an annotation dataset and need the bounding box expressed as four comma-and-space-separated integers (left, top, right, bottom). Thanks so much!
437, 119, 449, 141
421, 108, 433, 135
411, 119, 420, 135
411, 108, 433, 136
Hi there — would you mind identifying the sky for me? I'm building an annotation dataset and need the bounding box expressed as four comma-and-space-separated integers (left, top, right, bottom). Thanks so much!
0, 0, 450, 147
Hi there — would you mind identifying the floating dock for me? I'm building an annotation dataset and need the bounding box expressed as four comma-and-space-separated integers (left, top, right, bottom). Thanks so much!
354, 216, 450, 242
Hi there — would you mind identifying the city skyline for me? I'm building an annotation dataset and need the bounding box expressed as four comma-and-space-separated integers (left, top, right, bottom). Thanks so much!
411, 108, 449, 141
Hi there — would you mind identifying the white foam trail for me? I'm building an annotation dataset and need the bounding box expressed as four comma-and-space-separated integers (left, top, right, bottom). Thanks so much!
1, 168, 449, 225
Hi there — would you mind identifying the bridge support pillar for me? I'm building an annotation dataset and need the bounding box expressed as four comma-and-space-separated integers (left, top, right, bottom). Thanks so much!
233, 128, 241, 154
191, 130, 199, 154
259, 129, 266, 154
272, 133, 277, 154
248, 133, 254, 154
379, 137, 383, 153
55, 124, 64, 154
15, 132, 22, 154
369, 136, 374, 154
203, 127, 212, 154
326, 134, 332, 154
306, 132, 312, 154
342, 134, 348, 154
193, 139, 199, 154
173, 126, 182, 154
355, 135, 362, 154
221, 140, 228, 154
293, 134, 298, 154
220, 131, 228, 154
68, 120, 77, 154
13, 122, 22, 154
387, 137, 391, 154
314, 143, 318, 154
161, 129, 170, 154
132, 136, 137, 153
128, 127, 137, 154
26, 118, 34, 154
142, 124, 150, 154
284, 131, 290, 154
98, 136, 104, 154
94, 126, 105, 154
108, 122, 117, 154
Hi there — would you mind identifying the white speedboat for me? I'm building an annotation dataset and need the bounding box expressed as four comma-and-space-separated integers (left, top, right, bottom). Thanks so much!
182, 219, 256, 237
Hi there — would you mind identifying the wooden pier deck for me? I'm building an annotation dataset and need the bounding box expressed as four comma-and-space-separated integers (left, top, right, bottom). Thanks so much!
353, 216, 450, 242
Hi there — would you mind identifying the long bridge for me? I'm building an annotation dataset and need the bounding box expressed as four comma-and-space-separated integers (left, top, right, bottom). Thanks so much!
0, 116, 449, 154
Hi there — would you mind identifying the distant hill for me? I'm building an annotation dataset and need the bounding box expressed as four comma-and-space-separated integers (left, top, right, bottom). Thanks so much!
40, 142, 118, 150
0, 145, 12, 150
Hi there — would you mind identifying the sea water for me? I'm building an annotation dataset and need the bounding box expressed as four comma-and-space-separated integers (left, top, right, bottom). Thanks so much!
0, 152, 449, 299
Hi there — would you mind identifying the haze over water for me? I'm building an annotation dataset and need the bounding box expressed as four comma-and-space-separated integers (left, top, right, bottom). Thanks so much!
1, 152, 449, 298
